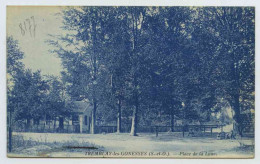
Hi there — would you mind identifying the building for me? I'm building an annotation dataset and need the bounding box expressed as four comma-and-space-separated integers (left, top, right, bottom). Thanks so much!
71, 101, 93, 133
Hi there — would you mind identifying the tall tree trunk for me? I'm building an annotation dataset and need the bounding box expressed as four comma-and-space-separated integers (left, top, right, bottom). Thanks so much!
8, 126, 12, 152
59, 116, 64, 130
170, 112, 174, 132
53, 117, 56, 130
8, 110, 12, 152
130, 10, 141, 136
230, 52, 242, 136
130, 105, 138, 136
117, 99, 122, 133
91, 100, 97, 134
26, 117, 31, 131
233, 94, 242, 135
130, 87, 138, 136
90, 13, 97, 135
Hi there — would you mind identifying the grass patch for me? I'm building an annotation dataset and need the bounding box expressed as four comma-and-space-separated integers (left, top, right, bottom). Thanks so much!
10, 134, 104, 156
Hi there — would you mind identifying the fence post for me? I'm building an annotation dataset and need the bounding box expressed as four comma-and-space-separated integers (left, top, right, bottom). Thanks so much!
156, 126, 158, 137
43, 123, 45, 133
182, 126, 185, 137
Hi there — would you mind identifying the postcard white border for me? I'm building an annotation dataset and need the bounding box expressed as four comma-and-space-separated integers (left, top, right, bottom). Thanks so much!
0, 0, 259, 164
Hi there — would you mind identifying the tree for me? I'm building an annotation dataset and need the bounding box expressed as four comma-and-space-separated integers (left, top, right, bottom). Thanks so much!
48, 7, 116, 134
43, 76, 66, 130
192, 7, 255, 135
10, 70, 47, 128
7, 36, 24, 152
46, 7, 254, 136
151, 7, 192, 131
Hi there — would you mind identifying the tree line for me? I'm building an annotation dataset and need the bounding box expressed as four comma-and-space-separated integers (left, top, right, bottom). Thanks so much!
7, 36, 68, 130
8, 7, 254, 136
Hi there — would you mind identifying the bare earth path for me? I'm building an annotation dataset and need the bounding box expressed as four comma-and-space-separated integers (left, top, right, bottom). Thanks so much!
9, 132, 254, 158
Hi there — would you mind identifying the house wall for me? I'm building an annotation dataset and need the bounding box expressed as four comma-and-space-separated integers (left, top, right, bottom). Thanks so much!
79, 114, 91, 133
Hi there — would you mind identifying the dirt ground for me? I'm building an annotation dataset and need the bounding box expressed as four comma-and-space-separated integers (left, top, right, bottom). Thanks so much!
8, 132, 254, 158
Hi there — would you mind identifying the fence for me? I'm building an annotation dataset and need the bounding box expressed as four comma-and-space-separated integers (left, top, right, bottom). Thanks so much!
96, 124, 224, 134
12, 124, 81, 133
12, 122, 224, 136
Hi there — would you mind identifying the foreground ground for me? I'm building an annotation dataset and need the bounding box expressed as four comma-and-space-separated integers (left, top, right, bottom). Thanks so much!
8, 132, 254, 158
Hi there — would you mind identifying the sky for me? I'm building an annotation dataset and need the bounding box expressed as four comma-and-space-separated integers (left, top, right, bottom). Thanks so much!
7, 6, 65, 76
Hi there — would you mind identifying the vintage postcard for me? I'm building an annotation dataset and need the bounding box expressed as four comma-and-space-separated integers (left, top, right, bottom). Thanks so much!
6, 6, 255, 158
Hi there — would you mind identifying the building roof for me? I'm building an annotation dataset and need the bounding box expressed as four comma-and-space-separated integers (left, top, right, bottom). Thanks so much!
71, 101, 92, 115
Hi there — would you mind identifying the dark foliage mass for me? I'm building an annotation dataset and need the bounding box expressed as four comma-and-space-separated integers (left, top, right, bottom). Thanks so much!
8, 7, 254, 136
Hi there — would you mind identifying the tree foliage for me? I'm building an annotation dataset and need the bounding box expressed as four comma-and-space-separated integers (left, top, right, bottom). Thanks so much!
8, 7, 254, 136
